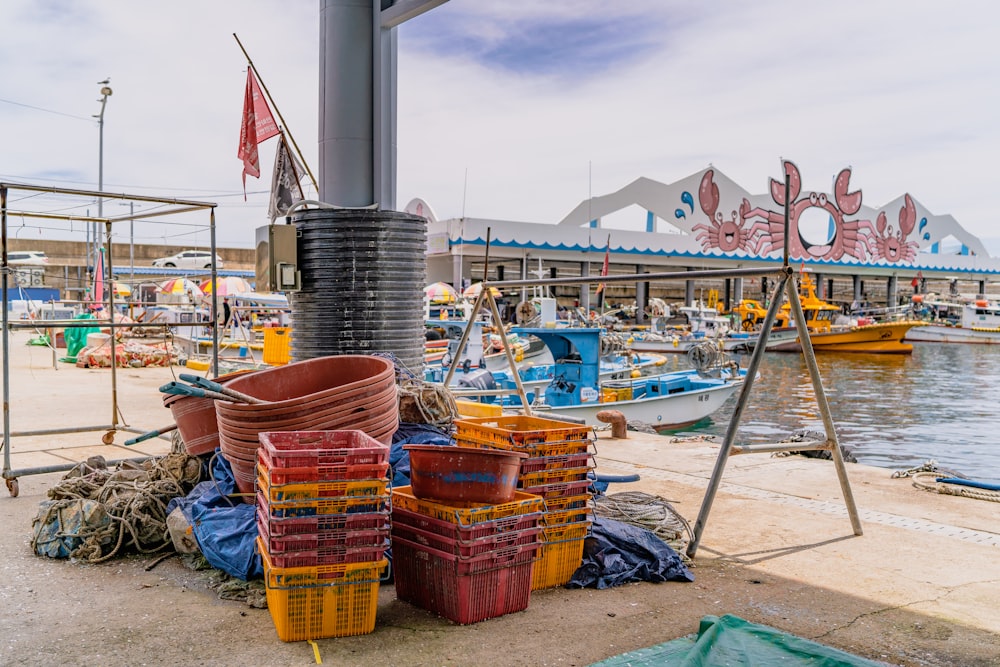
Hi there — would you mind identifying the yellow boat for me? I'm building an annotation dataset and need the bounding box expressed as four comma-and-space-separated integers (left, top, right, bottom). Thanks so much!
764, 273, 925, 354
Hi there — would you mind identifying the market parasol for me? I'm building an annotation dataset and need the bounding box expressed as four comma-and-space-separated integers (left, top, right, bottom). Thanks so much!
156, 278, 203, 305
199, 276, 254, 296
462, 282, 502, 301
424, 282, 458, 305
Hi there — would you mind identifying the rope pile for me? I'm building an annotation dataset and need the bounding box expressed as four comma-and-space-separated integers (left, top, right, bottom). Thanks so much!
377, 351, 459, 430
593, 491, 693, 558
31, 443, 202, 563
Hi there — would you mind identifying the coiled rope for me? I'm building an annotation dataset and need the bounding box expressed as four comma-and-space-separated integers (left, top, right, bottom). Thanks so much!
593, 491, 693, 558
32, 439, 202, 563
909, 472, 1000, 503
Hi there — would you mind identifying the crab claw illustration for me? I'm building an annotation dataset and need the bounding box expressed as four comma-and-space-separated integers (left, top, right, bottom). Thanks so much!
699, 169, 720, 216
834, 168, 862, 215
770, 160, 801, 205
898, 194, 916, 236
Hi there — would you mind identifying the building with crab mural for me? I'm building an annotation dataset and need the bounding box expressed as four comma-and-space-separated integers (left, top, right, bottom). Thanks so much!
421, 160, 998, 319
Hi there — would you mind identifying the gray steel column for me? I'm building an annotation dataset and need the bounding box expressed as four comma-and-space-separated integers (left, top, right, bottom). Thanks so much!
635, 264, 648, 324
887, 275, 897, 308
685, 269, 695, 306
853, 274, 862, 302
580, 261, 590, 312
319, 0, 375, 206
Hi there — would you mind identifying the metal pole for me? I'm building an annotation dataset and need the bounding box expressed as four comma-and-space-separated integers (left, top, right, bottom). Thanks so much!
129, 202, 135, 290
784, 274, 863, 536
686, 271, 791, 558
105, 222, 120, 430
210, 208, 219, 377
2, 186, 11, 477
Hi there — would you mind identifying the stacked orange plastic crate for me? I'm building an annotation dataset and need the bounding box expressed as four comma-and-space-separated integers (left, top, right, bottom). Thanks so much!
390, 486, 545, 623
255, 430, 391, 642
453, 416, 595, 590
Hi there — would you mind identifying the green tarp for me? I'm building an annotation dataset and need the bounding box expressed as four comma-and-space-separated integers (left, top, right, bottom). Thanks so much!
590, 614, 885, 666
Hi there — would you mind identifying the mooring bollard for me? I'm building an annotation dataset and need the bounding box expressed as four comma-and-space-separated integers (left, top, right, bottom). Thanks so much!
596, 409, 627, 439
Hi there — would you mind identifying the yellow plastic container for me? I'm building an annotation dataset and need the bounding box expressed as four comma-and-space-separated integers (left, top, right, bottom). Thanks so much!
260, 542, 385, 642
530, 522, 590, 590
263, 327, 292, 365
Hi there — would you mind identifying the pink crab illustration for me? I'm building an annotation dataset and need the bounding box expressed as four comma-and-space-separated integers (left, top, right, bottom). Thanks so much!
743, 161, 869, 261
692, 169, 763, 253
868, 194, 919, 263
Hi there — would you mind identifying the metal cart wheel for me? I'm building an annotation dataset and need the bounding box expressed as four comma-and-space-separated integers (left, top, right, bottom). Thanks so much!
6, 478, 19, 498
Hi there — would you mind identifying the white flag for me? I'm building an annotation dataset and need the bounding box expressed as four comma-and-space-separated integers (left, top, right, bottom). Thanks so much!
268, 134, 305, 222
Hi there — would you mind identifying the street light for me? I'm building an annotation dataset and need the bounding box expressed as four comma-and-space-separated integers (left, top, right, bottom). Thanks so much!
93, 79, 112, 272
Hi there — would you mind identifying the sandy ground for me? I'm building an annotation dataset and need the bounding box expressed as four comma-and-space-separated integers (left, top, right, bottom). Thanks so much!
1, 330, 998, 666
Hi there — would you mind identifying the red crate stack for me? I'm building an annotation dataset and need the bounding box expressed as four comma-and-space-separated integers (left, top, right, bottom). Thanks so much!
453, 416, 595, 590
390, 485, 545, 624
255, 430, 391, 641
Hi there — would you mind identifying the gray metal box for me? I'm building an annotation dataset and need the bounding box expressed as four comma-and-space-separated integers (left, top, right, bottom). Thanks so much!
256, 224, 301, 292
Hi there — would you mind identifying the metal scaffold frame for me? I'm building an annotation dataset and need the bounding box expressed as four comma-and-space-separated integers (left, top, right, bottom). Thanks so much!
0, 182, 219, 497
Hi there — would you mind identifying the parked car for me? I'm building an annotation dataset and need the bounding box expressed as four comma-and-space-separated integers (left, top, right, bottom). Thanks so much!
152, 250, 224, 269
7, 250, 50, 265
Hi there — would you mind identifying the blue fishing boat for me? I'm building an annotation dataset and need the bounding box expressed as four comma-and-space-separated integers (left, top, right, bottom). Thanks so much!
451, 327, 747, 433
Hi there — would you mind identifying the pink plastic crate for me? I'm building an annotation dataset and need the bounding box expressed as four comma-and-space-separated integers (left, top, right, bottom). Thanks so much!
392, 535, 537, 624
257, 510, 390, 553
259, 430, 388, 468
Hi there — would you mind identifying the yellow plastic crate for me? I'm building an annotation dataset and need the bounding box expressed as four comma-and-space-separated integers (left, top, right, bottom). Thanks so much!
455, 416, 593, 448
257, 469, 388, 503
391, 486, 544, 526
531, 522, 590, 590
456, 436, 595, 458
263, 327, 292, 365
260, 542, 385, 642
455, 400, 503, 418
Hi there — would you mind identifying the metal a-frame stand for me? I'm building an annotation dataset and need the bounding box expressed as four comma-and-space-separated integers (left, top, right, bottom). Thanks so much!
685, 177, 863, 558
684, 264, 863, 558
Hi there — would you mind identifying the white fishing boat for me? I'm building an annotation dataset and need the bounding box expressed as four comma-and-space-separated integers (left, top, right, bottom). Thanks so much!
906, 294, 1000, 344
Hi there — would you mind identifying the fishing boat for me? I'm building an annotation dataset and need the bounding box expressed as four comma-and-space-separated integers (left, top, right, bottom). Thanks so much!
760, 273, 924, 354
425, 329, 670, 396
424, 320, 554, 370
630, 302, 759, 354
906, 294, 1000, 344
458, 327, 746, 432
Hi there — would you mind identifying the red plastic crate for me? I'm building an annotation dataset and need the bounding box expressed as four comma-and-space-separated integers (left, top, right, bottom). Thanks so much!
392, 536, 536, 624
257, 510, 390, 552
257, 491, 389, 519
518, 452, 595, 475
391, 520, 542, 559
391, 505, 542, 542
391, 486, 544, 527
255, 509, 390, 537
258, 447, 390, 485
542, 507, 592, 527
263, 541, 390, 568
259, 430, 389, 469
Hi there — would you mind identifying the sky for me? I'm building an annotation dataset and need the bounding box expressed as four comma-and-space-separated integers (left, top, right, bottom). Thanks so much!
2, 1, 1000, 254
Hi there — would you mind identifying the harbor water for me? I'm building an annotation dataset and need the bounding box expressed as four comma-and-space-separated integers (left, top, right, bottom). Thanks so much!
678, 343, 1000, 481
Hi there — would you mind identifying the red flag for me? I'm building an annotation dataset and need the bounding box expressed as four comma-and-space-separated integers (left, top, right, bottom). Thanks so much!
237, 69, 280, 197
595, 234, 610, 295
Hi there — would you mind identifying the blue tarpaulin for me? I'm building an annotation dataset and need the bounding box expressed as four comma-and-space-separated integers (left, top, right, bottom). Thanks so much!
166, 453, 262, 580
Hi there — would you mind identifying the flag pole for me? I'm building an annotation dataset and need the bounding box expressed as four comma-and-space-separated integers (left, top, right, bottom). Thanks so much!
233, 33, 318, 192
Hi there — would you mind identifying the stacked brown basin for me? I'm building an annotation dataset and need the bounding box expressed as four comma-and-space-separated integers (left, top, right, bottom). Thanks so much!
163, 369, 256, 456
215, 355, 399, 495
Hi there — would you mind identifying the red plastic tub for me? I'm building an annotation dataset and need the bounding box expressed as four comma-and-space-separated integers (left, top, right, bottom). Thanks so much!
404, 445, 527, 504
